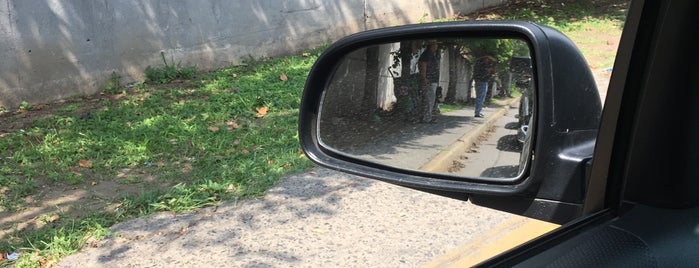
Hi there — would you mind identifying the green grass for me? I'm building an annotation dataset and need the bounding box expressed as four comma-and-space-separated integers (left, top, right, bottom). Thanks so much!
9, 213, 112, 267
439, 104, 463, 114
1, 50, 320, 198
0, 48, 322, 265
493, 0, 628, 69
496, 1, 627, 31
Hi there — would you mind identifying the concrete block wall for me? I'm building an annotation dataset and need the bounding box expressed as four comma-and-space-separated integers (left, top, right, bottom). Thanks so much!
0, 0, 507, 110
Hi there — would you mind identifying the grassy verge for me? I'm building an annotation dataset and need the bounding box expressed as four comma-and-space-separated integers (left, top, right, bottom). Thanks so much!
471, 0, 628, 70
1, 49, 321, 266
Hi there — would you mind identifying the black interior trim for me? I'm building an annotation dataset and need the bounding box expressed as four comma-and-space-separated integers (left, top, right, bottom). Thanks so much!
511, 205, 699, 268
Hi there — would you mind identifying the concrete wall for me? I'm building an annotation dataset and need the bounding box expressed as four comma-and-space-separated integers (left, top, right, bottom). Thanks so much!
0, 0, 507, 110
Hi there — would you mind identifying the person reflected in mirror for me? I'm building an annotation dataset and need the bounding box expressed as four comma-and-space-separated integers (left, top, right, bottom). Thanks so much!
419, 40, 440, 123
473, 54, 497, 118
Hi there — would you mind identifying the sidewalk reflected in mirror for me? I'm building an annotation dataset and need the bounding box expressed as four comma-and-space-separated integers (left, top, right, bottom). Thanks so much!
317, 37, 535, 180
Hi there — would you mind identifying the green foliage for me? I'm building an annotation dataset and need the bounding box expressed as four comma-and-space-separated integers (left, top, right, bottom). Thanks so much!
103, 71, 122, 94
464, 39, 516, 62
19, 101, 31, 111
417, 13, 429, 23
144, 52, 198, 84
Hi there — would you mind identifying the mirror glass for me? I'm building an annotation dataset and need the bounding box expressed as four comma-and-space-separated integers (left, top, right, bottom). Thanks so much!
318, 38, 534, 179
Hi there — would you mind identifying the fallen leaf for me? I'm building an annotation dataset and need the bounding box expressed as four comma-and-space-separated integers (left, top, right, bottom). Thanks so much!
256, 106, 269, 117
91, 181, 97, 186
226, 121, 241, 131
279, 73, 288, 81
231, 73, 238, 78
208, 126, 220, 132
302, 52, 311, 57
79, 159, 93, 168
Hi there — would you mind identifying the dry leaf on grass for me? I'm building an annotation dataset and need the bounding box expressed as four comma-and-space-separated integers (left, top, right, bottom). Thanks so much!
256, 106, 269, 117
79, 159, 93, 168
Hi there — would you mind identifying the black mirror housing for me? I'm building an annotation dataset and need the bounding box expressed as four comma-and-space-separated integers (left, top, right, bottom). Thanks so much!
299, 21, 601, 224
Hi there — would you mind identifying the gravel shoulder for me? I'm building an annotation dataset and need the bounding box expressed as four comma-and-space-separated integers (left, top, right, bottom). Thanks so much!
56, 167, 514, 268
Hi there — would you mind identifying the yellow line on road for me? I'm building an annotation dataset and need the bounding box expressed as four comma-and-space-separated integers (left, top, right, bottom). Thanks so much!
424, 216, 559, 268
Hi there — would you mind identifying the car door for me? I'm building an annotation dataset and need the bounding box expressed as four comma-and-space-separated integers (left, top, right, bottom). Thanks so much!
477, 0, 699, 266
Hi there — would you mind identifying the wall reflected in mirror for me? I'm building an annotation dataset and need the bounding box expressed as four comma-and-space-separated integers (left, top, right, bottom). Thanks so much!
318, 38, 534, 180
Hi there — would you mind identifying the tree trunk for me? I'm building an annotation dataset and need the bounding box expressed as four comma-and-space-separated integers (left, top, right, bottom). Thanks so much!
363, 46, 380, 113
446, 45, 459, 104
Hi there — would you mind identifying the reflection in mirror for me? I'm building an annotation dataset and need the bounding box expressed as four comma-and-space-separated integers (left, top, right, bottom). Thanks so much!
318, 38, 534, 180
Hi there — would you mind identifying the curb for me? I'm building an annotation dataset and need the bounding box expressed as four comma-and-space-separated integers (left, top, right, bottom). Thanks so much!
419, 97, 519, 173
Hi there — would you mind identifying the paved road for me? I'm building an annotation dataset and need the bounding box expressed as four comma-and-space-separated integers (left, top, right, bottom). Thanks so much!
57, 168, 514, 268
450, 105, 522, 178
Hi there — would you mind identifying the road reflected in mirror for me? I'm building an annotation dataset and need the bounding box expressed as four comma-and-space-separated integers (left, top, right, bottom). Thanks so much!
318, 38, 534, 179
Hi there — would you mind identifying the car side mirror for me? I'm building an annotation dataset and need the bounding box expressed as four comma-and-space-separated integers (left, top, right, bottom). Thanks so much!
298, 21, 602, 224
